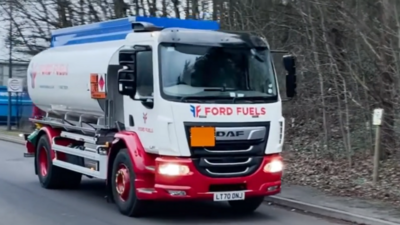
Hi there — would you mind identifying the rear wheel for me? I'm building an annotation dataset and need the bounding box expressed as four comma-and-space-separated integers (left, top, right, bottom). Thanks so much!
36, 135, 82, 189
111, 148, 149, 217
228, 196, 264, 214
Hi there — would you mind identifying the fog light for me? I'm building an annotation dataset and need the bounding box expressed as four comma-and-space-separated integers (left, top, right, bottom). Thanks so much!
268, 185, 278, 191
168, 190, 187, 196
263, 160, 283, 173
158, 163, 190, 176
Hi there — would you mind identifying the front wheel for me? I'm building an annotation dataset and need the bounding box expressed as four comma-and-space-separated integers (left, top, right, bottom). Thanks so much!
111, 148, 149, 217
228, 196, 264, 214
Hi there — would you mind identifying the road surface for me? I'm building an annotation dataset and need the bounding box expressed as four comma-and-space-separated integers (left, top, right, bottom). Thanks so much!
0, 140, 345, 225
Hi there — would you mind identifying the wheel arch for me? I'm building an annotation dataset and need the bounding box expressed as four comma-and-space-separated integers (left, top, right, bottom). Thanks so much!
106, 138, 126, 200
106, 131, 156, 201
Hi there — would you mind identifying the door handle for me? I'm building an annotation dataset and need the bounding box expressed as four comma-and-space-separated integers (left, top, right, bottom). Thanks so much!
129, 115, 134, 126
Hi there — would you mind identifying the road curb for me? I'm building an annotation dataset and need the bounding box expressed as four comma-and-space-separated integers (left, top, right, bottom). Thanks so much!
265, 196, 398, 225
0, 134, 25, 145
0, 135, 396, 225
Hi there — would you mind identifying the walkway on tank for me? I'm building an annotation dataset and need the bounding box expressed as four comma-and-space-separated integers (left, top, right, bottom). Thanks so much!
0, 140, 347, 225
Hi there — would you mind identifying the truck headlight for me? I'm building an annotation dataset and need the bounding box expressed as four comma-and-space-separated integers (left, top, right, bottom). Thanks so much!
158, 163, 190, 176
263, 160, 283, 173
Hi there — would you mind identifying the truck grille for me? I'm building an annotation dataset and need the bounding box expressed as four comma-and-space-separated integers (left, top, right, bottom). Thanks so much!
184, 122, 270, 178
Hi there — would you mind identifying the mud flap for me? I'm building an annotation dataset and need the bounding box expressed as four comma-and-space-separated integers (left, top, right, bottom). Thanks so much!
27, 129, 40, 146
23, 129, 40, 158
23, 152, 35, 157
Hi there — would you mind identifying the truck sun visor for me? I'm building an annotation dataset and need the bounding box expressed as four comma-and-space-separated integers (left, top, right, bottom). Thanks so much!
50, 17, 220, 47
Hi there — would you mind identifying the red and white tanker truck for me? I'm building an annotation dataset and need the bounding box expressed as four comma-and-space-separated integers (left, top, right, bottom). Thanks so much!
23, 16, 297, 217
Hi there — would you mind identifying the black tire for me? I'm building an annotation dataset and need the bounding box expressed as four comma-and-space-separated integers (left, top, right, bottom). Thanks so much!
111, 148, 149, 217
228, 196, 264, 214
35, 135, 82, 189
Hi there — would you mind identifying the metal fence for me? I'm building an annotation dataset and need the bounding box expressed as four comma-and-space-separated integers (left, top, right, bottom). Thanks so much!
0, 87, 33, 131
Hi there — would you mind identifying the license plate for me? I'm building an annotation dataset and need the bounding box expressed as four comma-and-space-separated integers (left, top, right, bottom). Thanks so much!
213, 191, 245, 201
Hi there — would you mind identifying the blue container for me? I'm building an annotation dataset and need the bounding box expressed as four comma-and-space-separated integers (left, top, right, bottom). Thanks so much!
0, 86, 33, 125
51, 16, 220, 47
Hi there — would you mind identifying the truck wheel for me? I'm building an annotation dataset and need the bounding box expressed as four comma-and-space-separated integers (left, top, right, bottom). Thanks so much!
228, 196, 264, 214
36, 135, 81, 189
111, 148, 149, 217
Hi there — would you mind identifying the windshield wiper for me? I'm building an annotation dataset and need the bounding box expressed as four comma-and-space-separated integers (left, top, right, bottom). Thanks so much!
203, 87, 237, 92
180, 95, 232, 102
231, 96, 277, 103
179, 95, 277, 103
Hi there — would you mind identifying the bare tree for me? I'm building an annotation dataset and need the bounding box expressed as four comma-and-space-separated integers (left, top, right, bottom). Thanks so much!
2, 0, 399, 205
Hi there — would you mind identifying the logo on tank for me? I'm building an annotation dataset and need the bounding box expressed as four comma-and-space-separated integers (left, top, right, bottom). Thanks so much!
30, 69, 37, 89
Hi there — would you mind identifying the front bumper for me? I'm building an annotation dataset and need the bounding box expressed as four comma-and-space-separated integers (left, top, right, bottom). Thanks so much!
136, 154, 282, 200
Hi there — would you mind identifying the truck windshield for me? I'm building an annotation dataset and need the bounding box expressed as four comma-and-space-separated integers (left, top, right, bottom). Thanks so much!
159, 43, 278, 103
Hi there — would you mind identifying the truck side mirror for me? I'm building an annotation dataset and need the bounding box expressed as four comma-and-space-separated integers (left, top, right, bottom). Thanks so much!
117, 69, 136, 96
283, 54, 297, 98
